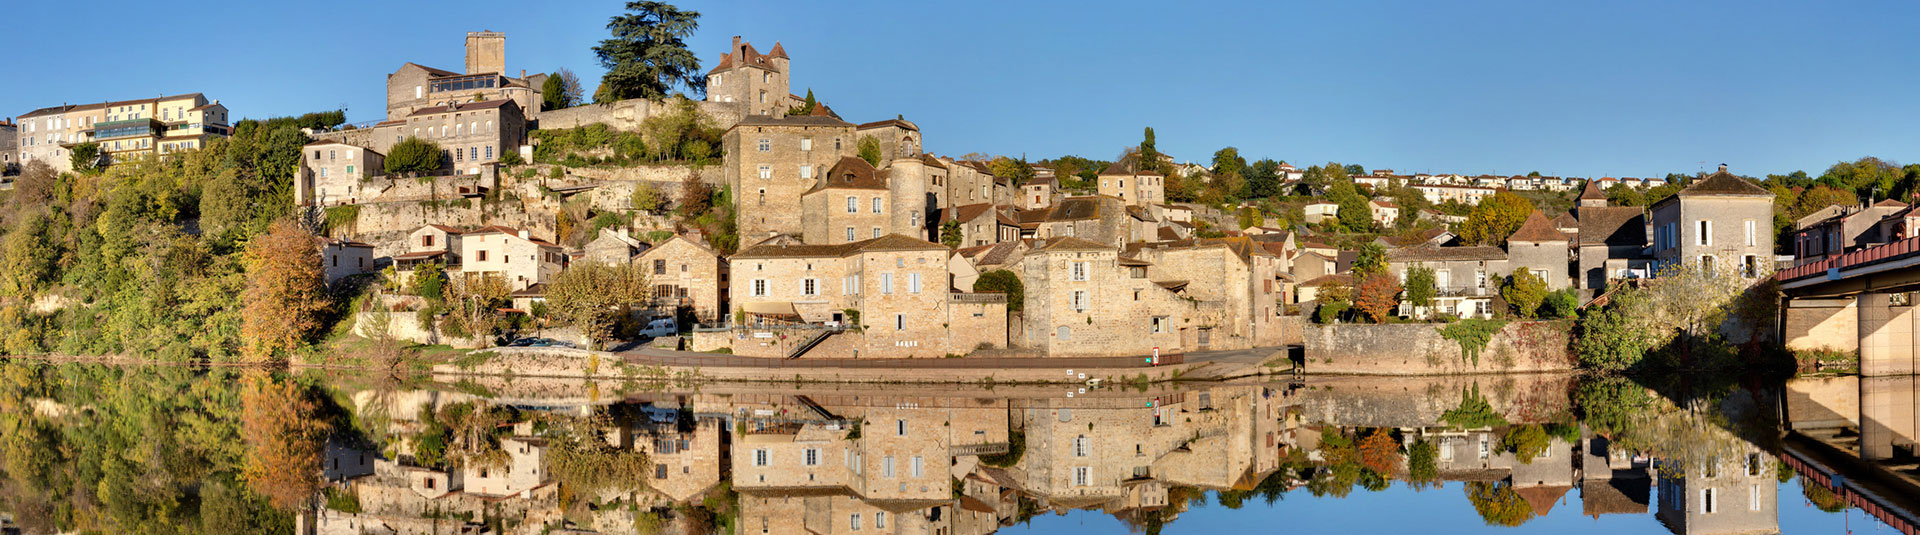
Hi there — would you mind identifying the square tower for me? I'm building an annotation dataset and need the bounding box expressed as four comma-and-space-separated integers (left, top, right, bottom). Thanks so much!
466, 31, 506, 75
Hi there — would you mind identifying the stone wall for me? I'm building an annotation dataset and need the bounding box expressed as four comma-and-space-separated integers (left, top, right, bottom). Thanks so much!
1784, 297, 1857, 353
1297, 374, 1577, 428
534, 98, 745, 132
1302, 320, 1576, 375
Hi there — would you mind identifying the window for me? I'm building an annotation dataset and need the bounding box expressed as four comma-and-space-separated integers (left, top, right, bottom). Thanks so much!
1151, 316, 1168, 333
1702, 488, 1717, 514
895, 314, 905, 330
911, 456, 924, 477
882, 273, 894, 294
801, 137, 812, 151
1074, 466, 1092, 487
1742, 255, 1759, 278
1701, 255, 1716, 276
871, 197, 883, 213
875, 512, 885, 529
1744, 219, 1756, 247
846, 227, 856, 241
654, 259, 667, 274
757, 138, 771, 152
754, 449, 769, 466
803, 279, 818, 296
752, 279, 768, 296
908, 273, 921, 294
1071, 261, 1088, 281
758, 165, 772, 179
1697, 220, 1712, 246
804, 448, 819, 466
850, 514, 861, 531
1073, 436, 1090, 457
1071, 290, 1089, 312
477, 250, 488, 262
847, 196, 858, 213
873, 227, 882, 238
800, 164, 813, 179
1750, 484, 1762, 511
896, 419, 907, 436
883, 456, 895, 477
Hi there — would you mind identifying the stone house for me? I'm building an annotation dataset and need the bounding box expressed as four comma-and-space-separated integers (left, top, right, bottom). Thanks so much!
1030, 196, 1143, 249
1127, 237, 1287, 350
1155, 203, 1194, 224
323, 439, 376, 482
1648, 166, 1775, 279
1507, 211, 1572, 290
942, 202, 1019, 248
297, 140, 385, 207
729, 234, 1007, 358
1369, 200, 1400, 227
390, 99, 528, 175
1018, 237, 1190, 357
724, 115, 858, 241
942, 157, 1004, 208
1022, 175, 1058, 211
800, 156, 928, 245
1388, 245, 1511, 319
1292, 251, 1339, 283
632, 413, 725, 503
916, 154, 954, 209
633, 234, 728, 324
1574, 180, 1652, 290
856, 117, 921, 162
459, 226, 567, 291
1792, 199, 1906, 263
466, 436, 548, 497
393, 224, 464, 276
1654, 441, 1779, 535
583, 228, 649, 265
321, 238, 376, 286
0, 119, 15, 175
1098, 155, 1166, 207
383, 32, 545, 122
954, 240, 1030, 276
705, 36, 795, 116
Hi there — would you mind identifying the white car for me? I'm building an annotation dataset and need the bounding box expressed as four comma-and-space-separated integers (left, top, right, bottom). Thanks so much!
638, 317, 677, 338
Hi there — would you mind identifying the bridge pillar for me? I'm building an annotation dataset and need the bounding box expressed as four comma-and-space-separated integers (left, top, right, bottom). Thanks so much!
1783, 297, 1857, 353
1858, 292, 1919, 376
1859, 376, 1918, 461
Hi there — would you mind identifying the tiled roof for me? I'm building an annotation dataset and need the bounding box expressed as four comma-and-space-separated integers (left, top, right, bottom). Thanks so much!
732, 114, 853, 128
1028, 236, 1111, 253
919, 153, 949, 169
732, 234, 948, 259
957, 241, 1027, 267
1125, 205, 1157, 222
1578, 179, 1608, 201
856, 117, 918, 131
1046, 196, 1110, 222
465, 226, 562, 248
808, 156, 888, 193
1101, 152, 1163, 176
1671, 167, 1771, 198
1507, 211, 1570, 243
707, 40, 784, 74
423, 224, 466, 234
1575, 206, 1646, 247
1550, 212, 1579, 229
1386, 245, 1507, 262
407, 99, 514, 117
1298, 274, 1353, 288
944, 202, 997, 224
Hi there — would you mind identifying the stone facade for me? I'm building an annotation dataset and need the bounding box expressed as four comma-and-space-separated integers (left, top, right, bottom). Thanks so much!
298, 140, 386, 207
0, 119, 16, 174
1649, 166, 1776, 279
384, 32, 544, 122
705, 36, 795, 116
1022, 176, 1057, 211
390, 99, 529, 174
633, 234, 729, 323
465, 436, 548, 497
1507, 211, 1573, 290
725, 115, 857, 241
583, 228, 648, 265
459, 226, 567, 291
321, 238, 376, 286
1019, 238, 1188, 357
1129, 238, 1287, 350
801, 157, 914, 245
1098, 155, 1166, 206
1302, 322, 1577, 374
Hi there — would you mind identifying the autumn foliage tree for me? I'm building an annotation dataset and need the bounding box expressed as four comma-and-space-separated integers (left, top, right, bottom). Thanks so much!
1457, 192, 1533, 245
241, 220, 329, 361
1502, 269, 1548, 318
241, 372, 329, 510
1353, 275, 1402, 323
547, 262, 652, 348
1357, 429, 1401, 475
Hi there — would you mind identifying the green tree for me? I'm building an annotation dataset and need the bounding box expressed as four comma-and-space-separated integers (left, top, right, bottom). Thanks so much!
1457, 192, 1533, 245
541, 73, 569, 111
410, 262, 448, 302
857, 135, 882, 166
1351, 243, 1388, 278
1540, 289, 1577, 319
1502, 269, 1548, 318
1211, 147, 1246, 178
384, 137, 444, 176
1572, 285, 1658, 371
973, 270, 1024, 313
1403, 265, 1437, 310
1237, 206, 1262, 230
546, 262, 652, 348
69, 141, 102, 173
940, 220, 963, 248
0, 213, 59, 297
630, 181, 665, 213
788, 88, 818, 116
1246, 158, 1281, 199
1139, 127, 1158, 172
593, 1, 705, 102
1501, 424, 1551, 463
1466, 481, 1535, 527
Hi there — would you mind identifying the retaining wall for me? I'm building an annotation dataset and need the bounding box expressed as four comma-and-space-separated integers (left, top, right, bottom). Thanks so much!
1302, 320, 1576, 375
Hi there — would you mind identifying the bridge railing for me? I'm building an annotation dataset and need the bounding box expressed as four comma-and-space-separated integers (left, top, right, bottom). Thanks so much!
1777, 235, 1920, 283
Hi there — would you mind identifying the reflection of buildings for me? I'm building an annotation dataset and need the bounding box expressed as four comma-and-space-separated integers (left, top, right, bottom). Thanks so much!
1784, 375, 1920, 534
1654, 445, 1778, 535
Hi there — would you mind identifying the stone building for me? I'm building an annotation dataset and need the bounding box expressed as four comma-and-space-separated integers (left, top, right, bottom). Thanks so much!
631, 413, 725, 503
0, 119, 16, 174
1648, 166, 1775, 279
705, 36, 795, 116
1507, 210, 1572, 290
1791, 199, 1906, 263
724, 115, 858, 241
1022, 174, 1058, 210
465, 436, 548, 497
384, 32, 546, 121
1654, 443, 1778, 535
1098, 155, 1166, 206
296, 140, 385, 207
583, 228, 649, 265
1127, 237, 1287, 350
320, 238, 376, 286
392, 225, 464, 282
942, 158, 1006, 209
800, 157, 928, 245
1019, 237, 1190, 356
1388, 245, 1511, 319
388, 99, 529, 174
729, 234, 1007, 358
633, 234, 729, 324
856, 117, 921, 162
15, 93, 230, 172
1028, 196, 1148, 249
941, 202, 1019, 248
1574, 180, 1652, 290
459, 226, 567, 291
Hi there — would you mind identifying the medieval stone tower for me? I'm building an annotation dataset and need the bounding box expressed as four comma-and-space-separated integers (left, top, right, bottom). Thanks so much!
466, 31, 506, 75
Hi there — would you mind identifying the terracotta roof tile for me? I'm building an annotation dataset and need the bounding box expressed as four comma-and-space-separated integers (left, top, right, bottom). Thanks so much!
1507, 211, 1570, 243
1575, 206, 1646, 247
808, 157, 888, 193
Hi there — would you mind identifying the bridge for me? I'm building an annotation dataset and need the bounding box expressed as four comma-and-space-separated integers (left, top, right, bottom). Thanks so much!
1778, 236, 1920, 376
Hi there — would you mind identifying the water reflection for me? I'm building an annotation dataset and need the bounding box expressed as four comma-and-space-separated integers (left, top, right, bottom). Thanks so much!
0, 365, 1914, 534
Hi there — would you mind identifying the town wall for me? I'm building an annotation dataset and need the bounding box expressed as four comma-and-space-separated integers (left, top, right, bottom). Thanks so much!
1302, 321, 1576, 374
535, 98, 745, 132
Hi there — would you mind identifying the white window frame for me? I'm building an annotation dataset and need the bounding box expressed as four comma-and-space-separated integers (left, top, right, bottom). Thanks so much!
1744, 219, 1755, 247
803, 278, 818, 296
801, 137, 812, 151
804, 448, 820, 466
1071, 290, 1089, 312
754, 449, 770, 466
883, 456, 895, 478
849, 514, 861, 531
847, 196, 858, 213
1071, 261, 1088, 281
757, 138, 771, 152
911, 456, 924, 478
1697, 220, 1712, 246
908, 273, 921, 294
800, 164, 813, 179
846, 227, 855, 241
895, 314, 905, 330
881, 273, 894, 294
752, 279, 768, 296
871, 197, 883, 214
1074, 466, 1092, 487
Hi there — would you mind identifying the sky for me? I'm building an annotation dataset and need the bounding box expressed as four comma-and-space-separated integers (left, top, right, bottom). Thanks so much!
4, 1, 1918, 179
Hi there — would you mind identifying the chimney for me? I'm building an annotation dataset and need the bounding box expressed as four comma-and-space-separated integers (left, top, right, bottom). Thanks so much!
518, 229, 530, 240
1718, 163, 1728, 173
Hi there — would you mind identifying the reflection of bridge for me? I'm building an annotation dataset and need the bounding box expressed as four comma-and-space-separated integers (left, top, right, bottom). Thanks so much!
1779, 237, 1920, 375
1782, 376, 1920, 533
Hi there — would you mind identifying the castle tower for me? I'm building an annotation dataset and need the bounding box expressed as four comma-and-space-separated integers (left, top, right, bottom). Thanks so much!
466, 31, 506, 75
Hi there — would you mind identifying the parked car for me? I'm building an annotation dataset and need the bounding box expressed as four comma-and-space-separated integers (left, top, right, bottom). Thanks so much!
638, 317, 677, 339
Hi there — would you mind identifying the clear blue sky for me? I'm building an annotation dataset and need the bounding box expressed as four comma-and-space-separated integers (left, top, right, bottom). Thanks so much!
5, 1, 1916, 179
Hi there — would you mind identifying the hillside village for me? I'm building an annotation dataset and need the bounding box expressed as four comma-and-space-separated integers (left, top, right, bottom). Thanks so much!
0, 29, 1854, 361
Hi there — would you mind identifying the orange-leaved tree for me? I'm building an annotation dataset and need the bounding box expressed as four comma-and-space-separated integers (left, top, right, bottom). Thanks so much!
1353, 275, 1403, 324
1358, 428, 1402, 475
241, 371, 330, 510
242, 220, 329, 361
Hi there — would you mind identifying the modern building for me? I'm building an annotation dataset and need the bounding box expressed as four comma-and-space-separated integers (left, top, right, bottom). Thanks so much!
15, 93, 230, 172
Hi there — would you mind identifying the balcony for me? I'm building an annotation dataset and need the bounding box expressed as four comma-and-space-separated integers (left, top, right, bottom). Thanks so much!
92, 119, 161, 141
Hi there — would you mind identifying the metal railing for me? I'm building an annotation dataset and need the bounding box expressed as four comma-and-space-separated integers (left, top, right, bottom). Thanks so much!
1778, 235, 1920, 283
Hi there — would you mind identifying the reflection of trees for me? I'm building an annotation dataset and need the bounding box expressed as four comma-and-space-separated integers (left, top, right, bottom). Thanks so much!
240, 371, 330, 510
1465, 481, 1534, 526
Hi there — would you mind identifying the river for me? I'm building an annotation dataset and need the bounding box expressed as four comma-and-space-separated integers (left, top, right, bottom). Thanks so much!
0, 363, 1910, 535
